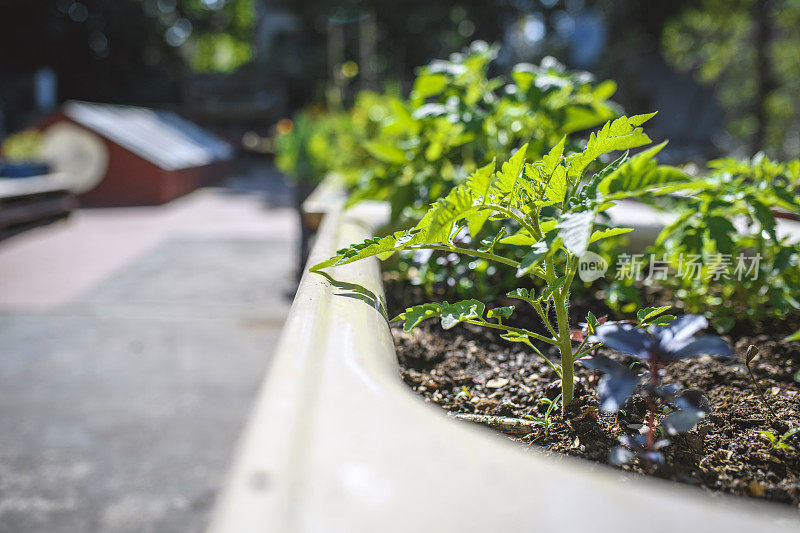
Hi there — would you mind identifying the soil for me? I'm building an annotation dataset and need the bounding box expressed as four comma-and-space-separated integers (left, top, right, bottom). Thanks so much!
387, 280, 800, 507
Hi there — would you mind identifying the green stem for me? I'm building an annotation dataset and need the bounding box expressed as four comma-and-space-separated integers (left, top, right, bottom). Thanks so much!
463, 319, 558, 346
544, 255, 577, 413
482, 203, 537, 236
531, 301, 557, 337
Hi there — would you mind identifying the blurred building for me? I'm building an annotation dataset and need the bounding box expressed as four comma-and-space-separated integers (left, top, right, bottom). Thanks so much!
39, 101, 233, 206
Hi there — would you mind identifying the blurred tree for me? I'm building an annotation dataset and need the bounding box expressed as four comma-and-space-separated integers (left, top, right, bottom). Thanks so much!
270, 0, 518, 108
0, 0, 257, 109
662, 0, 800, 158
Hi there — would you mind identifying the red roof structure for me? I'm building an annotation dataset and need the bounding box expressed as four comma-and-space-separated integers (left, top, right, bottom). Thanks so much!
39, 101, 233, 206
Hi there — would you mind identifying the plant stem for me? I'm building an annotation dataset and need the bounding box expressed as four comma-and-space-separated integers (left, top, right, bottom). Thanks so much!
463, 319, 557, 346
745, 362, 778, 421
554, 295, 574, 412
544, 256, 576, 413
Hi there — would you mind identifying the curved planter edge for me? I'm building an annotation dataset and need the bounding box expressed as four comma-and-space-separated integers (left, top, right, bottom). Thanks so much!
208, 201, 800, 533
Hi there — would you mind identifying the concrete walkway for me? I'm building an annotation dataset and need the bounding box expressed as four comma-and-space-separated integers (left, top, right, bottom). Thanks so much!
0, 164, 297, 532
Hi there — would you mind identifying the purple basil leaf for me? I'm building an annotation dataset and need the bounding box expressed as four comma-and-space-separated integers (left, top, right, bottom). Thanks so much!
618, 433, 647, 451
609, 446, 635, 466
642, 451, 665, 464
669, 335, 732, 360
653, 438, 671, 451
661, 409, 705, 436
581, 355, 640, 412
597, 373, 639, 413
591, 323, 652, 357
656, 314, 708, 351
579, 354, 624, 374
675, 389, 712, 414
653, 383, 681, 401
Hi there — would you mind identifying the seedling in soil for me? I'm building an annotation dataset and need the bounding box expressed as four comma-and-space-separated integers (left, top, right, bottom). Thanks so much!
757, 428, 800, 451
743, 344, 778, 420
526, 393, 561, 436
313, 115, 700, 414
580, 314, 732, 466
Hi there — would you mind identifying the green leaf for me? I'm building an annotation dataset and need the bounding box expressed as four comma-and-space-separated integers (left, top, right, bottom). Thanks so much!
466, 160, 497, 199
363, 141, 405, 164
500, 331, 534, 346
593, 79, 617, 100
517, 240, 551, 277
540, 277, 567, 301
748, 198, 778, 241
585, 311, 600, 334
757, 430, 776, 445
487, 306, 515, 321
588, 227, 633, 244
392, 303, 442, 332
786, 328, 800, 342
440, 300, 486, 329
506, 288, 536, 304
637, 306, 672, 323
597, 142, 694, 199
499, 230, 539, 246
411, 72, 448, 100
495, 143, 528, 194
310, 230, 421, 270
416, 185, 476, 243
706, 216, 736, 254
567, 113, 656, 179
558, 210, 595, 257
781, 428, 800, 444
542, 136, 566, 175
648, 315, 676, 325
545, 165, 567, 204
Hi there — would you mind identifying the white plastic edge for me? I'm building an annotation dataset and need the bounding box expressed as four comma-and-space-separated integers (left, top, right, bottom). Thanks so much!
208, 202, 800, 533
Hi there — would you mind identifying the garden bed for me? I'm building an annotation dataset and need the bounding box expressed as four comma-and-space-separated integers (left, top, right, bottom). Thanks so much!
388, 280, 800, 506
209, 202, 800, 532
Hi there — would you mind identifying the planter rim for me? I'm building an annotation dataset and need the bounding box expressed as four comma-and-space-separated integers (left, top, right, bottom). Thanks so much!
209, 197, 800, 533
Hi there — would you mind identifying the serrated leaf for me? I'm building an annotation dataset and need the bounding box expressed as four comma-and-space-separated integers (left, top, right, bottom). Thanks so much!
542, 136, 566, 175
558, 210, 595, 257
506, 288, 535, 303
310, 230, 421, 270
499, 230, 539, 246
748, 198, 778, 241
597, 142, 694, 199
495, 143, 528, 195
500, 331, 533, 345
488, 306, 515, 320
417, 185, 477, 243
466, 160, 497, 200
545, 165, 567, 203
567, 113, 656, 179
440, 300, 486, 329
638, 306, 672, 322
392, 303, 442, 332
706, 216, 736, 254
588, 227, 633, 244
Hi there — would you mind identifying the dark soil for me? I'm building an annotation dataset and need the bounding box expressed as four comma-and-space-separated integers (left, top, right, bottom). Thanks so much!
387, 280, 800, 507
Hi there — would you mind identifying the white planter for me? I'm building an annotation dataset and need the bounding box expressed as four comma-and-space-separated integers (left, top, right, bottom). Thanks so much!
208, 198, 799, 532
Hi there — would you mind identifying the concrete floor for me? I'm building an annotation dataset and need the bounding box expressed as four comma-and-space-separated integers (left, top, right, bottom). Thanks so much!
0, 164, 297, 532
